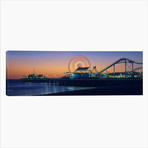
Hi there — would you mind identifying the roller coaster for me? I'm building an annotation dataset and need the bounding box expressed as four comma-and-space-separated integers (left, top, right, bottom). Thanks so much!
53, 57, 143, 88
62, 56, 143, 79
133, 67, 143, 72
95, 58, 143, 76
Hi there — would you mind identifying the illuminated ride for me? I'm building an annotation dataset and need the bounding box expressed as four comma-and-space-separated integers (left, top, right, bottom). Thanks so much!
62, 56, 143, 79
65, 55, 92, 79
68, 55, 91, 73
57, 56, 143, 88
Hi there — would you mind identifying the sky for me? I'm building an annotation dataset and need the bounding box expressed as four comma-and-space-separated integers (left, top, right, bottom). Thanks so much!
6, 51, 143, 79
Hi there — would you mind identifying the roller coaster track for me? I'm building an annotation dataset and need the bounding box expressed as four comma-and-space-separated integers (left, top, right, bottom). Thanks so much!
133, 67, 143, 71
96, 58, 142, 75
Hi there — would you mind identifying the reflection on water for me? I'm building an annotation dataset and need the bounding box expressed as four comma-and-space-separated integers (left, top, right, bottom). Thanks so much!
6, 80, 93, 96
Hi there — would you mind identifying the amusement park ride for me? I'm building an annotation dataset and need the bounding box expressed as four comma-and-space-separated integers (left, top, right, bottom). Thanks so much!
23, 55, 143, 87
62, 55, 143, 79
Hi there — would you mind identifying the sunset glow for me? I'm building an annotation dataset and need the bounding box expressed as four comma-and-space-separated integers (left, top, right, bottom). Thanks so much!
6, 51, 143, 79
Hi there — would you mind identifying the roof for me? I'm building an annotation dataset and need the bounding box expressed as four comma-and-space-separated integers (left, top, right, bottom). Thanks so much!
75, 67, 89, 71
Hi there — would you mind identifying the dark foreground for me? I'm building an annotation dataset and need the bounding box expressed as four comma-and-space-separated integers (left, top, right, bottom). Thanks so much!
7, 79, 143, 96
41, 84, 142, 96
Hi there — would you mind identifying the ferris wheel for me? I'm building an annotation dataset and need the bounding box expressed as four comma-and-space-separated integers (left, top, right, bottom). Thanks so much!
68, 55, 91, 73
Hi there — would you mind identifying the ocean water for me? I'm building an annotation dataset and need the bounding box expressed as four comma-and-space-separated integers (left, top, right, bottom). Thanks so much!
6, 79, 92, 96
